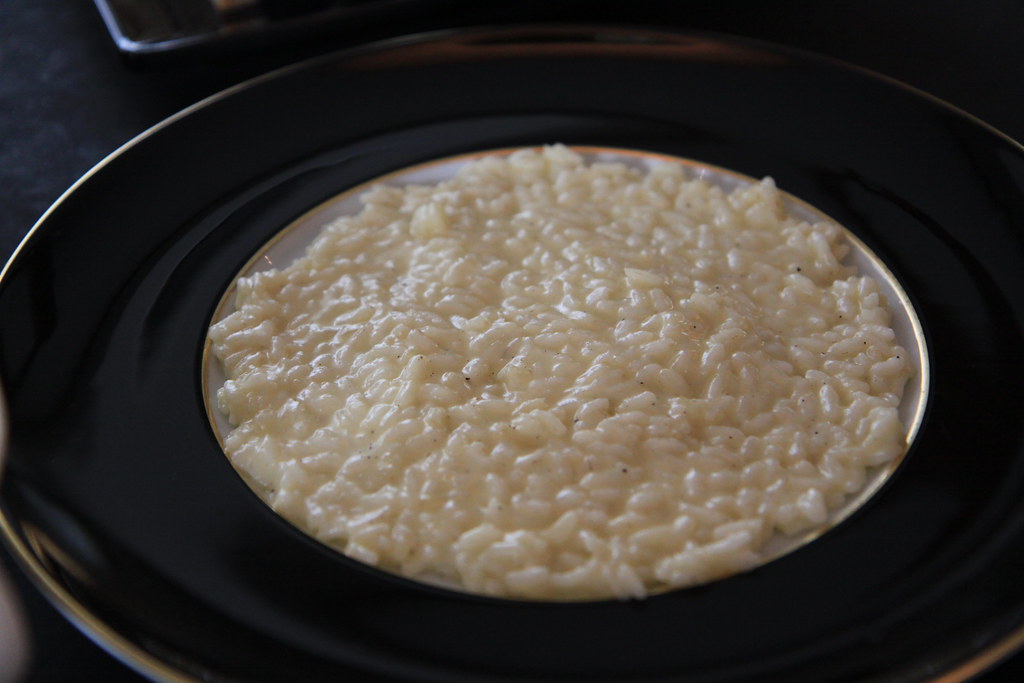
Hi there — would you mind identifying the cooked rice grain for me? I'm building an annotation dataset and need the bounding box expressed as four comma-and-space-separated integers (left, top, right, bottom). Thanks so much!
208, 146, 912, 600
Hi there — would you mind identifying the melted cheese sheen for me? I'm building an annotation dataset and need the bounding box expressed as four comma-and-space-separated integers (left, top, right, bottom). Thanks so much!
208, 146, 912, 600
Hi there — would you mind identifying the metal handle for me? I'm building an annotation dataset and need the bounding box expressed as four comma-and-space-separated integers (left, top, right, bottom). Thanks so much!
0, 386, 29, 683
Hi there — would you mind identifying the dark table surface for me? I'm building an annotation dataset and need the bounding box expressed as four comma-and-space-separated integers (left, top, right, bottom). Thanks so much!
2, 1, 1023, 681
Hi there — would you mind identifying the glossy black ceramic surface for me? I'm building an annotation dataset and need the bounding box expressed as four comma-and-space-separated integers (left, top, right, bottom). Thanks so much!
1, 26, 1023, 682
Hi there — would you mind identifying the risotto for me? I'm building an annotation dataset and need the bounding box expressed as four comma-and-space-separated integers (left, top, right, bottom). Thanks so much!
207, 145, 913, 600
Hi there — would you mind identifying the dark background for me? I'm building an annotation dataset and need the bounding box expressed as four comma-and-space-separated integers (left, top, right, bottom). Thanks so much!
1, 0, 1022, 680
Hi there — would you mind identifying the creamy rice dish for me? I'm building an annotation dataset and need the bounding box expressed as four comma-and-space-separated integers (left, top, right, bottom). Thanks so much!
208, 146, 913, 600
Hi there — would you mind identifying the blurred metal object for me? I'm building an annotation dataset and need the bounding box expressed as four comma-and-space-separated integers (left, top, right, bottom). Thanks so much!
0, 385, 29, 683
95, 0, 221, 46
91, 0, 428, 58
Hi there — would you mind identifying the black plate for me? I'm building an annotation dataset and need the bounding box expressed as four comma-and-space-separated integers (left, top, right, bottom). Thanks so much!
2, 26, 1023, 683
